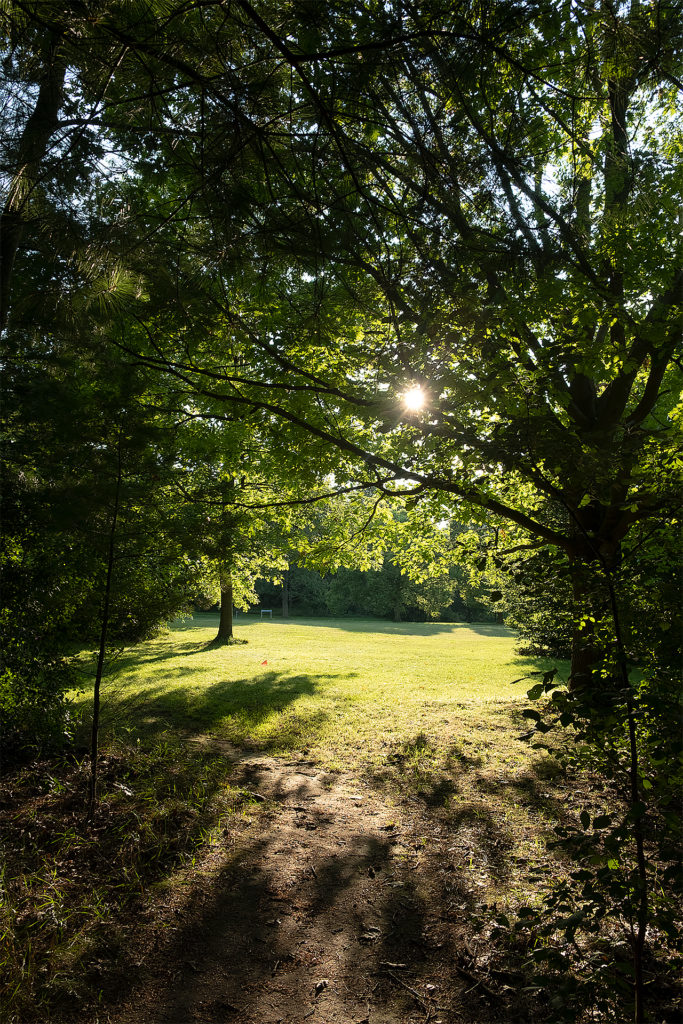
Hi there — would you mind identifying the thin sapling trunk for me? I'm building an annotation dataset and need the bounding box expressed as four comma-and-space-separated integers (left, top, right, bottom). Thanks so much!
282, 568, 289, 618
87, 438, 123, 821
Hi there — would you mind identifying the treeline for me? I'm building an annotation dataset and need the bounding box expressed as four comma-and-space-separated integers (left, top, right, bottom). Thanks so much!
253, 561, 498, 623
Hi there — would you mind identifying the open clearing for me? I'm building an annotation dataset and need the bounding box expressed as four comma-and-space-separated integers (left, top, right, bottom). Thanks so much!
4, 617, 634, 1024
88, 615, 564, 768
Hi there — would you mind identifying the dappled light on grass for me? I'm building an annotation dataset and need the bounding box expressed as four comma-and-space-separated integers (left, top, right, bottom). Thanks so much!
71, 615, 567, 767
9, 619, 680, 1023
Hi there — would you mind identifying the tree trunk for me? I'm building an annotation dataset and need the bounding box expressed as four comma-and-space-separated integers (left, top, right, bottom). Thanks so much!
87, 437, 123, 821
569, 545, 649, 1020
216, 573, 234, 641
568, 557, 603, 690
0, 33, 66, 335
282, 569, 289, 618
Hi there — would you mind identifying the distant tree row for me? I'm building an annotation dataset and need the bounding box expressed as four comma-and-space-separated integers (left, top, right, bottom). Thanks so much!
251, 560, 498, 624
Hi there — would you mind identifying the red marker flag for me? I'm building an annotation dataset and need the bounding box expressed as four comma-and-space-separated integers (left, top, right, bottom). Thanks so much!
261, 659, 268, 665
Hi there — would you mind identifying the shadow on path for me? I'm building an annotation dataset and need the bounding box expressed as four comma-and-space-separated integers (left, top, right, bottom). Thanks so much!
105, 754, 539, 1024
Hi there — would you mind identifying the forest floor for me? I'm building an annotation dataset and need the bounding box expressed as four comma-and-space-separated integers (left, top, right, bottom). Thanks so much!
2, 618, 680, 1023
101, 738, 534, 1024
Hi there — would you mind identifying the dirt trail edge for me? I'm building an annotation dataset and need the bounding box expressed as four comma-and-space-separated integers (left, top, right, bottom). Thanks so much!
107, 748, 511, 1024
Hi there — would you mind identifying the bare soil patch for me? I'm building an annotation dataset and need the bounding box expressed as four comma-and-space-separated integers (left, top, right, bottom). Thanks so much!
103, 748, 525, 1024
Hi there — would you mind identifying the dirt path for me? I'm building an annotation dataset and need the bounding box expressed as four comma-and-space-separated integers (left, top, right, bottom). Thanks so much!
107, 748, 509, 1024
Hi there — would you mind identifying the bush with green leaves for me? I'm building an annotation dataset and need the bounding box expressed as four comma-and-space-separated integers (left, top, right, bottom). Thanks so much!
498, 620, 682, 1023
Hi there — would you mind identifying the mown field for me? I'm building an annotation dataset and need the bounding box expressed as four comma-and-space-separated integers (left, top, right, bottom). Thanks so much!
80, 614, 565, 769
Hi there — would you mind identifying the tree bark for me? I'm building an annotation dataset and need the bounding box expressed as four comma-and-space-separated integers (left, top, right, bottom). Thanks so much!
0, 32, 66, 335
282, 569, 289, 618
216, 573, 234, 641
568, 558, 602, 690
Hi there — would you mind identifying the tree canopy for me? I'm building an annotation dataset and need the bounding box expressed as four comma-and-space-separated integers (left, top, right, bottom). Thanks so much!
113, 0, 682, 683
1, 0, 680, 662
2, 0, 681, 704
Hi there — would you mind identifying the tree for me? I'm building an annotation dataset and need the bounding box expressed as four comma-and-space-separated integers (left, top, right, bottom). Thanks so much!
0, 0, 290, 347
257, 564, 329, 617
169, 411, 343, 642
130, 0, 681, 692
106, 8, 679, 1015
0, 328, 208, 768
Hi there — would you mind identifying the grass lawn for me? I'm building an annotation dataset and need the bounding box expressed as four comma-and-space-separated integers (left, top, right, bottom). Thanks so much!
73, 613, 566, 772
5, 618, 679, 1023
12, 616, 632, 1023
69, 614, 576, 921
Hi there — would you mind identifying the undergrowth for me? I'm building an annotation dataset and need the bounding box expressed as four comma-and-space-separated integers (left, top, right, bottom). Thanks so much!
0, 738, 259, 1023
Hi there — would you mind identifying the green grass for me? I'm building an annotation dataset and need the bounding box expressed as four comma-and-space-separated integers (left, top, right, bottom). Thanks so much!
11, 618, 679, 1024
3, 617, 576, 1023
72, 614, 566, 769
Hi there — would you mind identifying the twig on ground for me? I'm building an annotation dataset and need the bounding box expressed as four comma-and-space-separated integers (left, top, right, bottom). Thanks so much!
380, 968, 430, 1011
455, 962, 499, 1000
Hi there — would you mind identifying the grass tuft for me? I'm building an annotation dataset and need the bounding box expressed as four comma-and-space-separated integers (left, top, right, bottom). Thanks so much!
0, 736, 262, 1020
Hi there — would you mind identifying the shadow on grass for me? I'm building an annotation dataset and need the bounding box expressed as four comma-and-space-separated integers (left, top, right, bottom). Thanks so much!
0, 738, 257, 1020
365, 723, 580, 895
176, 612, 515, 638
71, 669, 346, 755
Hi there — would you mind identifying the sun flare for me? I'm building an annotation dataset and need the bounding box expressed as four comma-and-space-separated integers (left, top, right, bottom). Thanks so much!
403, 385, 425, 412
